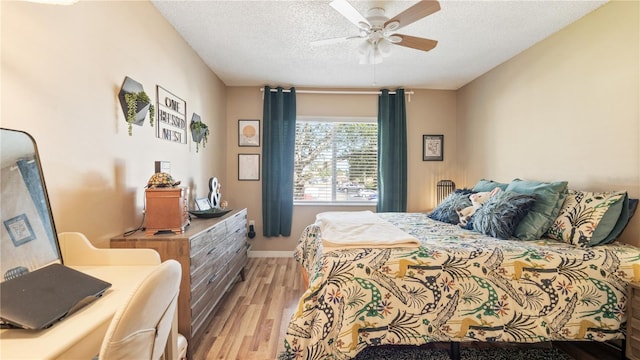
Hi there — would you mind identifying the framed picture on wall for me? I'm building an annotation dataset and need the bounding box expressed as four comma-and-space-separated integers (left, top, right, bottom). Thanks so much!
4, 214, 36, 247
238, 154, 260, 180
423, 135, 444, 161
238, 120, 260, 147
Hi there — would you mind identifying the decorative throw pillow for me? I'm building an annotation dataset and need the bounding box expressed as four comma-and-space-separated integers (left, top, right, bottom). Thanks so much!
506, 179, 568, 240
428, 189, 475, 224
472, 179, 509, 193
547, 190, 628, 247
607, 198, 640, 243
629, 198, 639, 219
472, 191, 537, 239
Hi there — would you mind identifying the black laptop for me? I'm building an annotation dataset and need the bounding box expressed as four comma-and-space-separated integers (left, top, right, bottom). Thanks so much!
0, 263, 112, 330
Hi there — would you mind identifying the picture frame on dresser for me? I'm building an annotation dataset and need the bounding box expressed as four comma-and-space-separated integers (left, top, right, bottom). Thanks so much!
195, 197, 211, 211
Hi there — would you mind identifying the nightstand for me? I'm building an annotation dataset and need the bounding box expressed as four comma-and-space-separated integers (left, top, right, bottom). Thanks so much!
627, 282, 640, 359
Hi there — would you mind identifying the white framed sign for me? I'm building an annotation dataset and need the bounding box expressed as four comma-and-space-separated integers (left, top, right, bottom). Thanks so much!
156, 86, 187, 144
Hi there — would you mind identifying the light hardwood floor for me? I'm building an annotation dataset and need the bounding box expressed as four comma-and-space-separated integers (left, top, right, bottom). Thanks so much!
193, 257, 303, 360
193, 257, 624, 360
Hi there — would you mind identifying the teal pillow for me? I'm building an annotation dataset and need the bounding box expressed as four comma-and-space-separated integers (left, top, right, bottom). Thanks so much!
472, 179, 509, 192
506, 179, 568, 240
593, 193, 628, 245
472, 191, 537, 239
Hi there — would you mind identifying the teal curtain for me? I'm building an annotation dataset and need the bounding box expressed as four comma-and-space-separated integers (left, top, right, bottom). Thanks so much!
377, 89, 407, 212
262, 86, 296, 236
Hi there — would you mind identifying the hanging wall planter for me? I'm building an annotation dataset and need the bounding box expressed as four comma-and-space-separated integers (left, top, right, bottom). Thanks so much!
190, 113, 209, 152
118, 76, 155, 136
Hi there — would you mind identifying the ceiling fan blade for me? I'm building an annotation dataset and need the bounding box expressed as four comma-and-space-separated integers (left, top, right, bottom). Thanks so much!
385, 1, 440, 30
330, 0, 369, 29
394, 34, 438, 52
311, 35, 361, 47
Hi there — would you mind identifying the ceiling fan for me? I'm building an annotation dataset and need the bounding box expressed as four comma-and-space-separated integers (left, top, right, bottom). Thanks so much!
312, 0, 440, 64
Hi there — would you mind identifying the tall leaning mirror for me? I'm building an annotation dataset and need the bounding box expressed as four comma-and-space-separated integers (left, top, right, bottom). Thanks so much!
1, 128, 61, 281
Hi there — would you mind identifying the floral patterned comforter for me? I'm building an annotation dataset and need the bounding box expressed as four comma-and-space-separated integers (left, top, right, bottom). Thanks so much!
283, 213, 640, 359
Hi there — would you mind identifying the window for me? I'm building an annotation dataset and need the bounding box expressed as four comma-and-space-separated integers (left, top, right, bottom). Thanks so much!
294, 117, 378, 203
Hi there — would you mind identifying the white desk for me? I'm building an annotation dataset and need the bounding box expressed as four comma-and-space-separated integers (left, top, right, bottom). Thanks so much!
0, 232, 176, 360
0, 265, 157, 359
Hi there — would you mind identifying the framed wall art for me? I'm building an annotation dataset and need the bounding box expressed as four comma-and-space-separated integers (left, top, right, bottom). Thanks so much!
423, 134, 444, 161
4, 214, 36, 247
239, 119, 260, 147
156, 85, 187, 144
238, 154, 260, 181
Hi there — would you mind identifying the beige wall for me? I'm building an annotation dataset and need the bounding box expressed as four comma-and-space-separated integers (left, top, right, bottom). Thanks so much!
2, 0, 637, 253
457, 1, 640, 245
1, 1, 227, 248
226, 88, 457, 251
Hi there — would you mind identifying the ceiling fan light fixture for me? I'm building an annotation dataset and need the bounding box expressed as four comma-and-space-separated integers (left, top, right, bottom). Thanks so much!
358, 41, 383, 65
388, 35, 402, 44
357, 21, 371, 31
358, 40, 372, 55
378, 39, 392, 57
384, 21, 400, 32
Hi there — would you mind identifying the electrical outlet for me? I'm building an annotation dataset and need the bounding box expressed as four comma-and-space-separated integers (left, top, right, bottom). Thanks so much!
249, 220, 255, 226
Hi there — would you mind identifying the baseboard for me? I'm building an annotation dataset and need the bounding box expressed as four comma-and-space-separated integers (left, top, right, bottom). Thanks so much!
248, 250, 294, 258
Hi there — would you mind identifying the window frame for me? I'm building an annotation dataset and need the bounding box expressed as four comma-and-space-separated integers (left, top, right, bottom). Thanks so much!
293, 116, 378, 206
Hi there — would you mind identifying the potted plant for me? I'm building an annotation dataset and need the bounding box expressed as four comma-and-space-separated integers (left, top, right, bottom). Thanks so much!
124, 91, 155, 136
190, 120, 209, 152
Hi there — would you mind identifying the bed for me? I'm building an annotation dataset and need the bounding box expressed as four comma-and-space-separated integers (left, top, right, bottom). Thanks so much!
281, 180, 640, 360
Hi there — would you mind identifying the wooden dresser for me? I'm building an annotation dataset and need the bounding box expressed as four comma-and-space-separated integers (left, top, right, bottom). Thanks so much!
111, 208, 248, 357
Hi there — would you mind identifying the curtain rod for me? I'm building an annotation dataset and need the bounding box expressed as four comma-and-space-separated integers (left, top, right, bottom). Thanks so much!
259, 88, 414, 96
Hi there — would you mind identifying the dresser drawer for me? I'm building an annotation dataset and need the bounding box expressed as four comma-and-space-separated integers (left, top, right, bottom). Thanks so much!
191, 252, 227, 291
628, 283, 640, 360
190, 270, 229, 344
190, 225, 226, 257
628, 317, 640, 360
225, 210, 247, 230
224, 227, 246, 252
227, 243, 248, 279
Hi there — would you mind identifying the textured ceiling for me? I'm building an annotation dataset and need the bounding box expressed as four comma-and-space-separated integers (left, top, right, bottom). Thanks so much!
151, 0, 606, 90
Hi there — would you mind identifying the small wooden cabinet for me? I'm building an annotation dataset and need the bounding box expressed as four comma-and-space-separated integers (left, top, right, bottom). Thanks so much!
145, 187, 189, 236
628, 282, 640, 359
111, 208, 248, 358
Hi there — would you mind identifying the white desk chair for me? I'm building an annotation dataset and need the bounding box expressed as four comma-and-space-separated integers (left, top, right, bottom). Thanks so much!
97, 259, 188, 360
